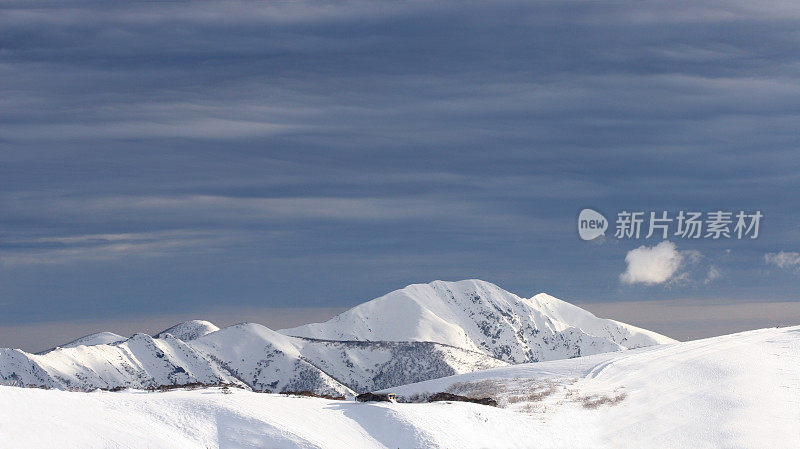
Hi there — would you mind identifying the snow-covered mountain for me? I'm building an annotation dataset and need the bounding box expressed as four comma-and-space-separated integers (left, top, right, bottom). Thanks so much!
2, 326, 796, 449
0, 321, 506, 396
281, 279, 675, 363
0, 279, 674, 395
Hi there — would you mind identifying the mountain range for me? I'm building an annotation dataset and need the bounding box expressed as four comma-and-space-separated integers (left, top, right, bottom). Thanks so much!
0, 280, 675, 395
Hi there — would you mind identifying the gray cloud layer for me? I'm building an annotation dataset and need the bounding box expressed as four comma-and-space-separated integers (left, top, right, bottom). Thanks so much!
1, 1, 799, 345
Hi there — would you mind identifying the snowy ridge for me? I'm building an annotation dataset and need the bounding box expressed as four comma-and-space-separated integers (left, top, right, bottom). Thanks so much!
0, 333, 239, 391
281, 279, 675, 363
0, 322, 507, 395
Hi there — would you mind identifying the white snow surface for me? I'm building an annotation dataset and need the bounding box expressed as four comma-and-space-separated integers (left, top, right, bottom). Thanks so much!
1, 325, 796, 449
282, 279, 675, 363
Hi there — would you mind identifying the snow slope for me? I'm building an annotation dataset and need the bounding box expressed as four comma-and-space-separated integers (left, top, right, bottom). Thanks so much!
0, 322, 507, 395
0, 386, 547, 449
282, 279, 675, 363
386, 325, 800, 449
0, 325, 796, 449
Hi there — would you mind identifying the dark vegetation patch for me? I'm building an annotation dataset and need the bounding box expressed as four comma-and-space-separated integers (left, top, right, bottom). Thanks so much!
280, 390, 345, 400
144, 382, 243, 392
427, 392, 497, 407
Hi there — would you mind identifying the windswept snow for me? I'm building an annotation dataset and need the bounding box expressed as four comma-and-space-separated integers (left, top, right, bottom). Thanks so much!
1, 326, 796, 449
282, 279, 675, 363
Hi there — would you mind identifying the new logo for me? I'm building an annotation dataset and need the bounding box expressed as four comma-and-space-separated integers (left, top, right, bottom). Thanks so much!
578, 209, 608, 241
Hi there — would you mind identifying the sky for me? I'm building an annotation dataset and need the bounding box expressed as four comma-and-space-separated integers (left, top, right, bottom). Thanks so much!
1, 0, 800, 351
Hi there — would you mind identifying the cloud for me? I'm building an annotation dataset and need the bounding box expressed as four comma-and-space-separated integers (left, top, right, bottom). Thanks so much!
2, 0, 800, 323
0, 231, 233, 266
704, 266, 723, 284
3, 118, 298, 141
764, 251, 800, 270
620, 241, 697, 285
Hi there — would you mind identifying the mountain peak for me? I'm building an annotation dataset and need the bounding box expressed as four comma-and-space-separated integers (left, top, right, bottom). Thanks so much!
280, 279, 675, 363
155, 320, 219, 341
56, 331, 126, 351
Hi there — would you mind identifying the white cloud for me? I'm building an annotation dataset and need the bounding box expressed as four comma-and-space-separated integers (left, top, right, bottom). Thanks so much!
764, 251, 800, 270
704, 265, 722, 284
620, 241, 696, 285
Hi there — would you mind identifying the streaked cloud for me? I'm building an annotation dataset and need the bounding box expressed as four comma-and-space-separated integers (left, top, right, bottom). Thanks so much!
0, 230, 233, 266
1, 0, 799, 328
765, 251, 800, 270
